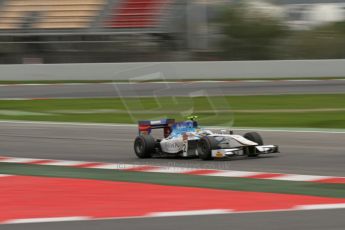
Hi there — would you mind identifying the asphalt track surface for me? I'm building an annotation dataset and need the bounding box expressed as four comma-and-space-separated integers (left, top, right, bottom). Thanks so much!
1, 122, 345, 176
0, 121, 345, 229
1, 79, 345, 98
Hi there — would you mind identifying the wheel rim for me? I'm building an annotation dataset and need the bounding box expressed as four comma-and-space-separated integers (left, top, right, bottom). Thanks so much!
200, 140, 209, 155
135, 138, 144, 153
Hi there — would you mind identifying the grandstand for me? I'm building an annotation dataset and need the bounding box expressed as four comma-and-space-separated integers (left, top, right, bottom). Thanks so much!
0, 0, 172, 31
107, 0, 169, 28
0, 0, 181, 64
0, 0, 106, 29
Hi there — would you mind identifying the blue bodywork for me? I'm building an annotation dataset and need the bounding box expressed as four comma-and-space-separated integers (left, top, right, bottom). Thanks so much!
138, 118, 200, 138
170, 121, 198, 138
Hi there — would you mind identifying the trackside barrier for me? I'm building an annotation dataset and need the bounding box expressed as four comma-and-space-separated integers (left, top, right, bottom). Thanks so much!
0, 59, 345, 80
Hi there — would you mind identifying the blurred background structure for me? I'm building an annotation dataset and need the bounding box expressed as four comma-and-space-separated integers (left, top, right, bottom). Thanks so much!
0, 0, 345, 64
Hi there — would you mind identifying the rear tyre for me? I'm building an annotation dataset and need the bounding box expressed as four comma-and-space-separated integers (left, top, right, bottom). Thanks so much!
134, 135, 156, 158
198, 136, 218, 160
243, 132, 263, 157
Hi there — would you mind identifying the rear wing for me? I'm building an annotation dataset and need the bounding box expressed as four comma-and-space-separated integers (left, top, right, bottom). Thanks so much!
138, 119, 175, 138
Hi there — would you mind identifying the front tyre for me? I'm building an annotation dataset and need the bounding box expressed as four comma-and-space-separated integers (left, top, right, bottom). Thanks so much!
134, 135, 156, 158
243, 132, 263, 157
198, 136, 218, 160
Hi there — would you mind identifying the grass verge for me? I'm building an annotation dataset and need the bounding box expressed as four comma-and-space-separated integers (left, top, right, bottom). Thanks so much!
1, 163, 344, 198
0, 94, 344, 128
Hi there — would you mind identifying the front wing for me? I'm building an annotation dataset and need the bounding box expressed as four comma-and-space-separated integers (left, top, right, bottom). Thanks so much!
212, 145, 279, 158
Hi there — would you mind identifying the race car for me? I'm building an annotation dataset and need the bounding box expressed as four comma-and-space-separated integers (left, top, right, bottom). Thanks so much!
133, 117, 279, 160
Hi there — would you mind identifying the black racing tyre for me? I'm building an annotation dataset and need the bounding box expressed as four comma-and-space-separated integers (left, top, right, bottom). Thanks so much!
198, 136, 218, 160
243, 132, 263, 157
243, 132, 263, 145
134, 135, 156, 158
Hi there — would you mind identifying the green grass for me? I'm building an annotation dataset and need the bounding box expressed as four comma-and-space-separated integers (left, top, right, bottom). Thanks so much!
1, 163, 344, 198
1, 94, 345, 128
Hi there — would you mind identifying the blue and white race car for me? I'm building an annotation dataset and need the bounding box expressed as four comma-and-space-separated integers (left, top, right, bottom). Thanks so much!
134, 117, 279, 160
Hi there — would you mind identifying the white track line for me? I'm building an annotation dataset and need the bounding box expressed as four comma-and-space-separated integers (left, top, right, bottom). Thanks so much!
284, 79, 323, 82
272, 174, 333, 182
87, 163, 125, 170
40, 160, 89, 166
241, 80, 271, 83
148, 209, 233, 217
88, 163, 144, 170
0, 174, 12, 177
1, 120, 345, 134
0, 120, 136, 128
2, 204, 345, 225
3, 216, 91, 224
206, 170, 261, 178
0, 157, 40, 163
0, 98, 35, 100
1, 79, 344, 87
144, 167, 197, 173
296, 203, 345, 210
232, 128, 345, 134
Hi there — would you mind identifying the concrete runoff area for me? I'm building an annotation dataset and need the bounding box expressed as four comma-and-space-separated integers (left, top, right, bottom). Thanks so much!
0, 202, 344, 230
1, 60, 345, 81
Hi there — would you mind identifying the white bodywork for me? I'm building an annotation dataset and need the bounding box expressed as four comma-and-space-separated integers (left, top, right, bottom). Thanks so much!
160, 132, 199, 156
159, 129, 278, 157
